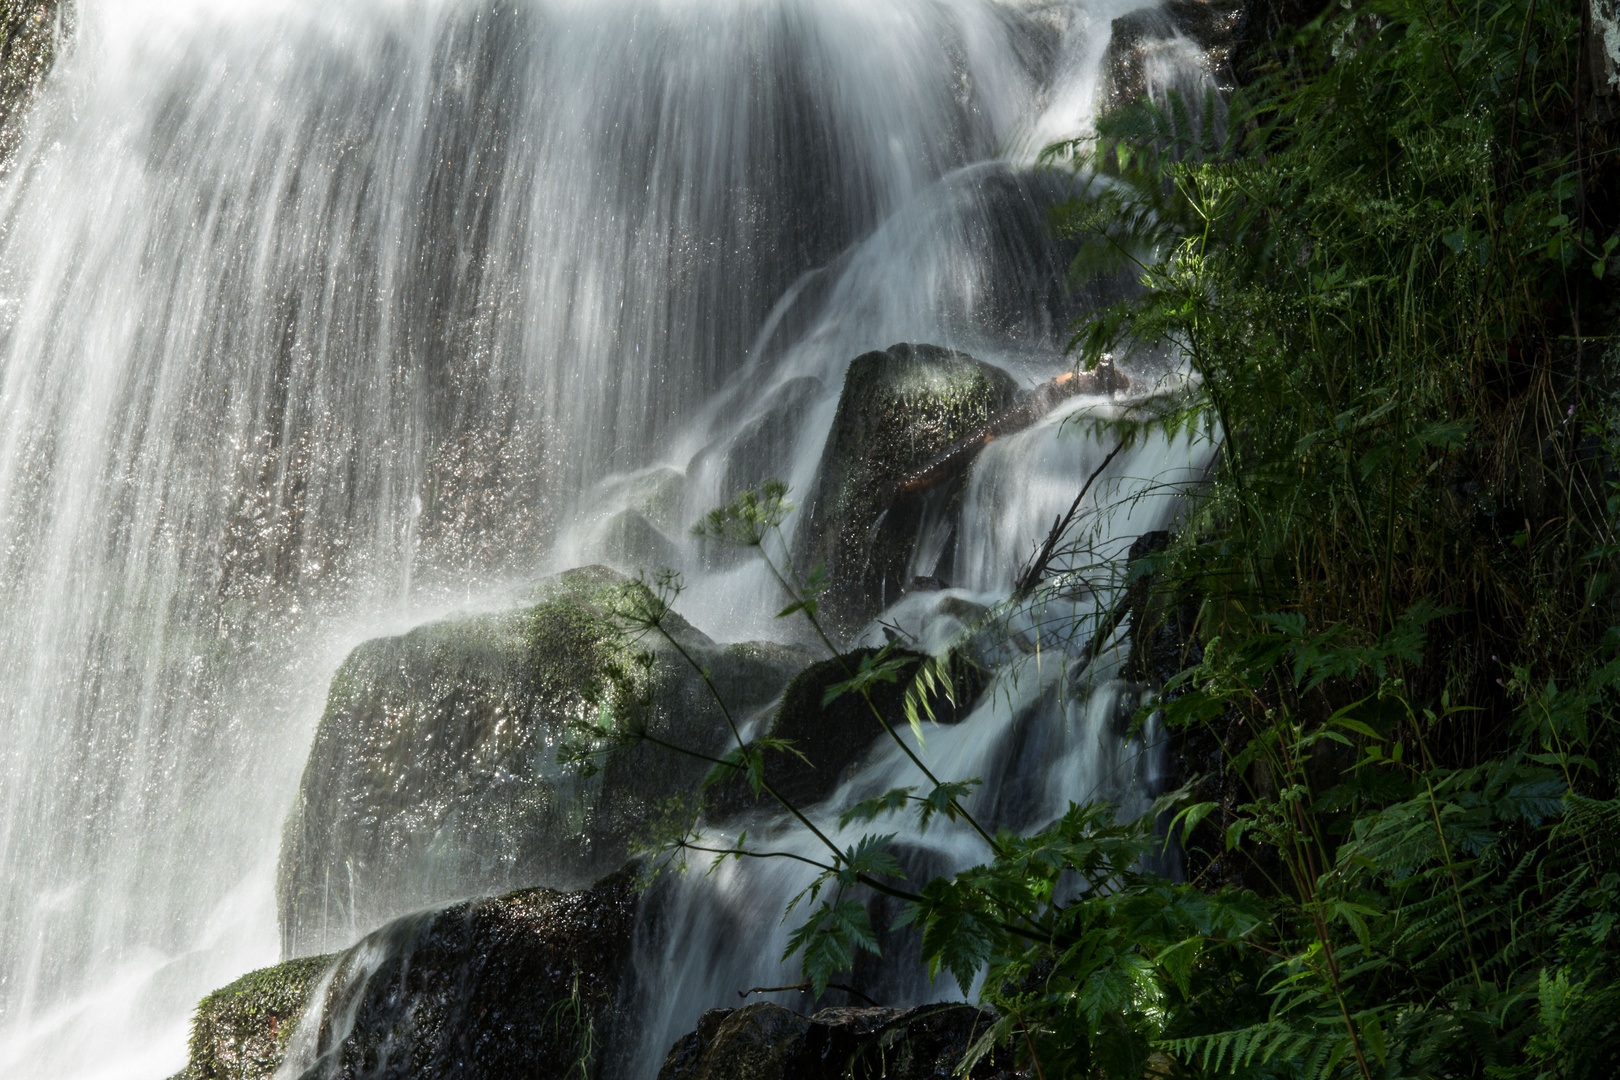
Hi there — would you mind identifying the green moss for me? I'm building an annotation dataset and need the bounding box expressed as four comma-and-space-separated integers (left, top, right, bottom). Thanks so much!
186, 953, 335, 1080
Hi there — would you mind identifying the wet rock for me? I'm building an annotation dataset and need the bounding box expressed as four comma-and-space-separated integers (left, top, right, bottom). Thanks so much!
694, 376, 824, 500
800, 344, 1020, 639
704, 648, 984, 820
890, 364, 1129, 504
278, 566, 811, 955
0, 2, 71, 165
180, 954, 336, 1080
279, 871, 637, 1080
691, 375, 825, 570
596, 508, 684, 573
656, 1001, 1024, 1080
1101, 0, 1243, 113
596, 466, 688, 535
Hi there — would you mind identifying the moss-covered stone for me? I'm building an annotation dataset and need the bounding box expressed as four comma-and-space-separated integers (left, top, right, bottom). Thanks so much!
800, 344, 1019, 638
185, 953, 335, 1080
278, 566, 811, 956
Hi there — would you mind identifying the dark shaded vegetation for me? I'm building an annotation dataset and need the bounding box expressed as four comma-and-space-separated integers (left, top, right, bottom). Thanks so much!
989, 0, 1620, 1068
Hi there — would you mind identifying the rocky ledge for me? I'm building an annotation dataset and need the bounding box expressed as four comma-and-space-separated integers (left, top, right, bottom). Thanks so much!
658, 1001, 1024, 1080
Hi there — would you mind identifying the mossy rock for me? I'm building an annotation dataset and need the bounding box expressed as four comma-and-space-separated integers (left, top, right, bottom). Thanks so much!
278, 566, 811, 955
705, 648, 984, 820
799, 344, 1019, 639
184, 953, 335, 1080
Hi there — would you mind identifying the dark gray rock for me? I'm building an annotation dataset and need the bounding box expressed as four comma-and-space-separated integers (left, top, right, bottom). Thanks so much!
704, 648, 985, 821
1229, 0, 1333, 86
596, 508, 684, 573
691, 375, 826, 571
656, 1001, 1024, 1080
799, 344, 1020, 639
278, 566, 811, 955
1101, 0, 1243, 114
282, 871, 637, 1080
694, 377, 824, 500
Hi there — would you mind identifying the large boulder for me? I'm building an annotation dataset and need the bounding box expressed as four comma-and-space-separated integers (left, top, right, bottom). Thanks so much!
278, 566, 811, 955
186, 872, 638, 1080
656, 1001, 1024, 1080
799, 344, 1020, 639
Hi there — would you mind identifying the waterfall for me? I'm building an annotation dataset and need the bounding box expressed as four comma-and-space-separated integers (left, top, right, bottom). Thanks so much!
0, 1, 1210, 1077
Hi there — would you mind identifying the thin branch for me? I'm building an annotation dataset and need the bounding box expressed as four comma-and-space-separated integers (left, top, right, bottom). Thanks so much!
1014, 439, 1129, 600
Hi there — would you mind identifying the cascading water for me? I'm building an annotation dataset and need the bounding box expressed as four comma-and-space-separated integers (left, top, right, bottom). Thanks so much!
0, 1, 1213, 1077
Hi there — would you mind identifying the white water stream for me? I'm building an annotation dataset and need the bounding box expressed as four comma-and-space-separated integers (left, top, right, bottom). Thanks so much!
0, 2, 1210, 1077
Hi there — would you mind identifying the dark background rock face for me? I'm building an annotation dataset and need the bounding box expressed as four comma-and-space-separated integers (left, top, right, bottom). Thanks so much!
656, 1001, 1025, 1080
288, 872, 638, 1080
1228, 0, 1334, 83
799, 344, 1020, 640
278, 566, 811, 956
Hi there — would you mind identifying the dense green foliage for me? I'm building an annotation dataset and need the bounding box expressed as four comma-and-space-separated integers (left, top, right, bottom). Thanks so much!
580, 0, 1620, 1076
1021, 0, 1620, 1071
